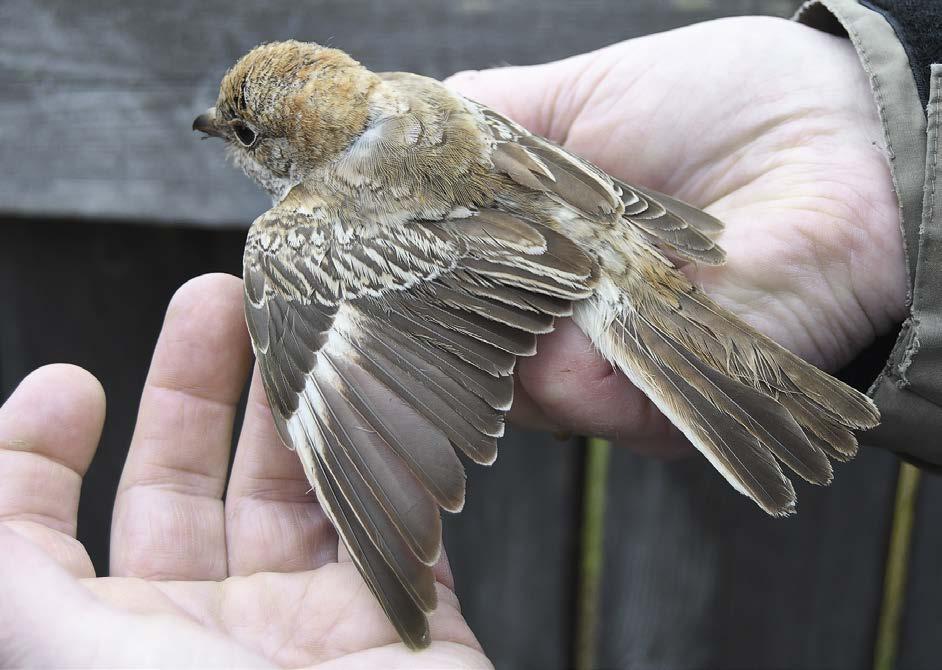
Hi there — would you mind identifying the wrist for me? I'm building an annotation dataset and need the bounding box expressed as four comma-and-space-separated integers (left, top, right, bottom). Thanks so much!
826, 33, 908, 333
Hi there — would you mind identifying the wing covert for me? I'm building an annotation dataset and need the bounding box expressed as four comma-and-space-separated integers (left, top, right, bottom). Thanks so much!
478, 104, 727, 266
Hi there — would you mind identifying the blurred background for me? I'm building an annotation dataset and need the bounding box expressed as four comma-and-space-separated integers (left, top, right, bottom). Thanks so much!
1, 1, 938, 668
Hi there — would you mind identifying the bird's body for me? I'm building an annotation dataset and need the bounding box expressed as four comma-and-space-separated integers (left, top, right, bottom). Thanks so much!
195, 41, 879, 649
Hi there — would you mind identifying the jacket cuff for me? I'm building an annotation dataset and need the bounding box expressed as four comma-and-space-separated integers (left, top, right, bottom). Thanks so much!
795, 0, 942, 468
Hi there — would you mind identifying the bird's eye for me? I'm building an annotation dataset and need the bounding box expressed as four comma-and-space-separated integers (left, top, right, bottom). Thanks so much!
231, 121, 257, 148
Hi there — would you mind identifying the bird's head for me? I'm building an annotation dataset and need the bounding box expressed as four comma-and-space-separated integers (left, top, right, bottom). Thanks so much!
194, 40, 379, 200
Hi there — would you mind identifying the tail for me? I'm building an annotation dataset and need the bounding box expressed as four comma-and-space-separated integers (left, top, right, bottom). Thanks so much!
575, 272, 879, 516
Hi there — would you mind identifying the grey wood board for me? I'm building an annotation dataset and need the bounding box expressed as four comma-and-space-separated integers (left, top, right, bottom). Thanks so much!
445, 432, 584, 669
897, 472, 942, 670
0, 0, 794, 227
595, 445, 899, 669
0, 216, 583, 669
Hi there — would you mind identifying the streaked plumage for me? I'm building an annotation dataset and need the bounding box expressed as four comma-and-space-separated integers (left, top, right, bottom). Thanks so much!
194, 41, 879, 649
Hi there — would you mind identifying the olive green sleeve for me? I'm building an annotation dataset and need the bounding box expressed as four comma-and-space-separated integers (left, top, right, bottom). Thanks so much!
795, 0, 942, 468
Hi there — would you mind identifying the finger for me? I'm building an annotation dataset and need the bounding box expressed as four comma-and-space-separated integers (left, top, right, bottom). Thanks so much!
0, 364, 103, 577
111, 273, 252, 581
225, 367, 338, 575
514, 319, 676, 441
445, 55, 591, 142
511, 348, 692, 458
506, 380, 561, 433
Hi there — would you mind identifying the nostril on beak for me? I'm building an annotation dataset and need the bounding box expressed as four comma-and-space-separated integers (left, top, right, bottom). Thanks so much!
192, 108, 224, 138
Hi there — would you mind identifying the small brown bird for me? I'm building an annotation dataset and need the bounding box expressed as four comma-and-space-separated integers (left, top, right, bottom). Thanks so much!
194, 41, 879, 648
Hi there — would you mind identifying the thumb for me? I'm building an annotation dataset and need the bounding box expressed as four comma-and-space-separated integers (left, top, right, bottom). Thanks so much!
441, 39, 678, 189
443, 51, 596, 142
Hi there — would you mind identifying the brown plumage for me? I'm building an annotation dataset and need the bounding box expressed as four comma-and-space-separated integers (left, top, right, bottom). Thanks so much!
194, 40, 879, 649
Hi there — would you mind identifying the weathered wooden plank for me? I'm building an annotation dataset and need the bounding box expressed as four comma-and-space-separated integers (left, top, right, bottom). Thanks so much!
0, 0, 794, 227
595, 445, 899, 669
897, 472, 942, 670
445, 433, 583, 669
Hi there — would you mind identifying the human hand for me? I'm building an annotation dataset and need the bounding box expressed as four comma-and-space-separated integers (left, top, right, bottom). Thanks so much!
446, 17, 906, 456
0, 275, 488, 669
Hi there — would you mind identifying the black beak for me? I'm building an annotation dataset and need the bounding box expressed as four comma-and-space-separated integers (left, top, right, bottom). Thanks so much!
192, 107, 225, 139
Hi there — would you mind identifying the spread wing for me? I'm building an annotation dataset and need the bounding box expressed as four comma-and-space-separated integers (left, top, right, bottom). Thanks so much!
243, 204, 598, 648
473, 101, 878, 516
477, 105, 727, 266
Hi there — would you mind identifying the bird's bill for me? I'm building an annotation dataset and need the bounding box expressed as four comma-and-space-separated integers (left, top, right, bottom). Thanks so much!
192, 107, 225, 139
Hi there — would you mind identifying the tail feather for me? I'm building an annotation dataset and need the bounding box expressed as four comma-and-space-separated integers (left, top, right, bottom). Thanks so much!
677, 291, 879, 429
780, 394, 860, 462
636, 318, 834, 486
578, 273, 878, 515
602, 307, 797, 514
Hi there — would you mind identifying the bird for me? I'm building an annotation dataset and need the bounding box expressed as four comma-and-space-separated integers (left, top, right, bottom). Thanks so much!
193, 40, 879, 649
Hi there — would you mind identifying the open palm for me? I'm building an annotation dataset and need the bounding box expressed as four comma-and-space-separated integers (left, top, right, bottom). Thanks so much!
447, 17, 906, 452
0, 275, 486, 669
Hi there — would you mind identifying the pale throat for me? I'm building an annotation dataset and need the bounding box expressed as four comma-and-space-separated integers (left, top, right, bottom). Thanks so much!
229, 144, 301, 205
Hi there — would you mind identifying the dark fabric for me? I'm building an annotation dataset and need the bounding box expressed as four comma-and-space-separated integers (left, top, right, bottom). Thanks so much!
837, 331, 896, 403
862, 0, 942, 108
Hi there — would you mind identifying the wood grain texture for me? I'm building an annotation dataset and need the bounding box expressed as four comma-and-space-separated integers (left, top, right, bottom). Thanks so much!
595, 445, 898, 669
445, 433, 583, 669
0, 0, 794, 227
896, 473, 942, 670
